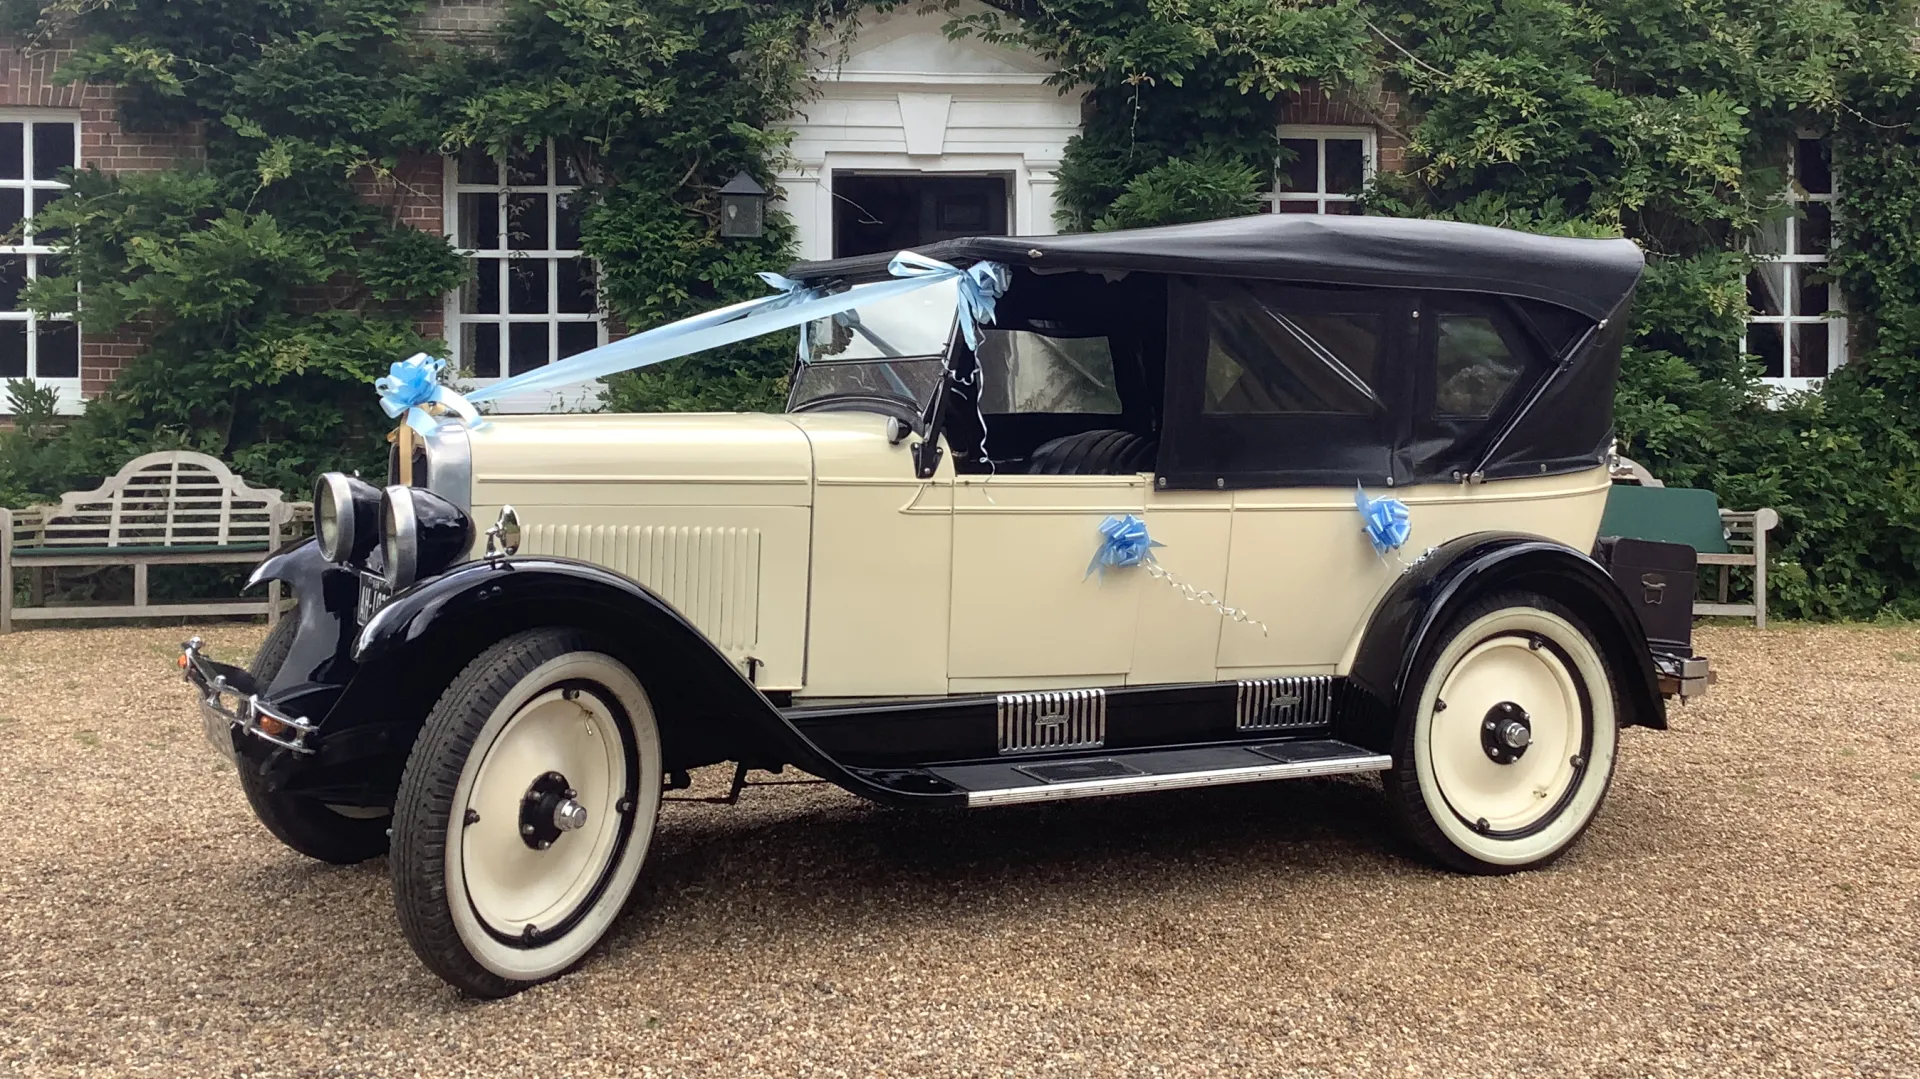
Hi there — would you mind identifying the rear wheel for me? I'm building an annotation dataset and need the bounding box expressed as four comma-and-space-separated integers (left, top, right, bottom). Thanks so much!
1384, 592, 1620, 874
390, 628, 663, 998
235, 616, 391, 865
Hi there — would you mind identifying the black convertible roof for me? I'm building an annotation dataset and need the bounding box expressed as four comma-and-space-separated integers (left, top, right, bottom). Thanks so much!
789, 214, 1645, 322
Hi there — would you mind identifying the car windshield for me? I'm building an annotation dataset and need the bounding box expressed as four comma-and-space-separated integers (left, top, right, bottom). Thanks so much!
802, 278, 958, 363
789, 279, 959, 415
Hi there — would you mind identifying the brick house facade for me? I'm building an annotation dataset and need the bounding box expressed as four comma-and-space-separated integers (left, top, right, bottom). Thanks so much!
0, 41, 202, 408
36, 4, 1839, 415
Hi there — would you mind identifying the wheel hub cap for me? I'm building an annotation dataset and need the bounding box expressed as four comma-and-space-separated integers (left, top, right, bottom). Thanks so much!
1481, 702, 1533, 763
519, 770, 583, 850
1428, 634, 1586, 834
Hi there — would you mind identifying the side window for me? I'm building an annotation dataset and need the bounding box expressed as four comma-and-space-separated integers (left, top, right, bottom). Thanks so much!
1434, 314, 1524, 417
1202, 299, 1384, 415
976, 330, 1121, 415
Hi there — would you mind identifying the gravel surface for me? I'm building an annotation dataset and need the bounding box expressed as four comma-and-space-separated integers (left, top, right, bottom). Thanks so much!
1, 622, 1917, 1078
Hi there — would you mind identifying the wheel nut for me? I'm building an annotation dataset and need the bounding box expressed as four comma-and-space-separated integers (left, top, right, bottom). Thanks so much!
520, 823, 534, 836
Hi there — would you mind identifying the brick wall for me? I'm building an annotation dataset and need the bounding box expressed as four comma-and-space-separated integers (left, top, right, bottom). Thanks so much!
1276, 81, 1410, 174
0, 39, 205, 398
352, 151, 449, 340
416, 0, 510, 42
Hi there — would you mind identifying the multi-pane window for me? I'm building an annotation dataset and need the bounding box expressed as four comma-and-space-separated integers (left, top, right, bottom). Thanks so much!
444, 139, 604, 394
0, 113, 79, 404
1268, 126, 1374, 215
1746, 137, 1844, 389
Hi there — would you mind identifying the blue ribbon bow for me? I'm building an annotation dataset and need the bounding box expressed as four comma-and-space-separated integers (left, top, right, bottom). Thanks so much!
1086, 514, 1164, 579
375, 353, 481, 436
1355, 485, 1412, 555
379, 251, 1010, 430
886, 251, 1010, 350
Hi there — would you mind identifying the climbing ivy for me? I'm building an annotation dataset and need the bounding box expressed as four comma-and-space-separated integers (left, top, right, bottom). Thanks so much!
2, 0, 1919, 616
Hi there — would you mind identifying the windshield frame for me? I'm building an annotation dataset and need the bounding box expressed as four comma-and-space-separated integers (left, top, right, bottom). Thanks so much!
784, 281, 961, 424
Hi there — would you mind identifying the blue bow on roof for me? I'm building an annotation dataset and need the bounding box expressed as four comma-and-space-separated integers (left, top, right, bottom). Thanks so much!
886, 251, 1010, 350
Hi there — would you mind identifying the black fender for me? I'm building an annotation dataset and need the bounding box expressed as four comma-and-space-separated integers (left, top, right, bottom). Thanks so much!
351, 556, 951, 805
1337, 532, 1665, 753
244, 537, 363, 694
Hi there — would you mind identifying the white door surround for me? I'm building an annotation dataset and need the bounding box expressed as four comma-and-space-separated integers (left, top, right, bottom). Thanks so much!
779, 4, 1085, 261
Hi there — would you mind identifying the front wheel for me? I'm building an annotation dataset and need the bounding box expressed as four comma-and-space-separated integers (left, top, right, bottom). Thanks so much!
236, 615, 390, 865
1384, 592, 1620, 874
390, 628, 663, 998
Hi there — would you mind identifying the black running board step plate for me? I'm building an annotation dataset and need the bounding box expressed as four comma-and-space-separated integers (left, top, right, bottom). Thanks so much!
927, 740, 1392, 808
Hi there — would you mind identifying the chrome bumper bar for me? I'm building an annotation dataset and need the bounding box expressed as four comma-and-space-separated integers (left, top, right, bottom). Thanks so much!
1654, 651, 1714, 700
181, 636, 318, 756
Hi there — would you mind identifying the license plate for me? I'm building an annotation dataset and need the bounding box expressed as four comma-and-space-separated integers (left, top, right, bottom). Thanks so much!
202, 704, 238, 762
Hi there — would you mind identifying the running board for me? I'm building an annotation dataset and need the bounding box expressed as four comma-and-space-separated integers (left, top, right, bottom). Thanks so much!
925, 740, 1392, 808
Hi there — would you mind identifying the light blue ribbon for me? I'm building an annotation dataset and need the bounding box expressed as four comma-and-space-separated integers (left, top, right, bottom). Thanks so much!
754, 271, 822, 363
1355, 485, 1412, 554
1086, 514, 1164, 579
375, 353, 482, 436
383, 252, 1010, 425
887, 251, 1009, 350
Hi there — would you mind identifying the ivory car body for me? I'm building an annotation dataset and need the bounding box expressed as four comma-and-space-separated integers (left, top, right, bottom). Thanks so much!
182, 214, 1711, 998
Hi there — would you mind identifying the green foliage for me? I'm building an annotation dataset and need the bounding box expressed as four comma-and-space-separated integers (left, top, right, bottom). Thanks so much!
446, 0, 858, 413
1092, 153, 1263, 231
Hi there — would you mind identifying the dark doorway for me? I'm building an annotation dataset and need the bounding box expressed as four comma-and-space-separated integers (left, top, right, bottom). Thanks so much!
832, 173, 1010, 258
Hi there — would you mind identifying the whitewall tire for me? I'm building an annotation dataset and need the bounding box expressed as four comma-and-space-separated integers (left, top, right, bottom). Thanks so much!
1385, 593, 1619, 874
391, 628, 663, 997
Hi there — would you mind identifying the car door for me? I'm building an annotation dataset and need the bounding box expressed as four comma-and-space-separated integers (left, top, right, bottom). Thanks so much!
945, 329, 1147, 690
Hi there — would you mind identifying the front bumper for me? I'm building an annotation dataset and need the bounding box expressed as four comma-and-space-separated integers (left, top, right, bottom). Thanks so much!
1654, 650, 1713, 700
181, 637, 320, 760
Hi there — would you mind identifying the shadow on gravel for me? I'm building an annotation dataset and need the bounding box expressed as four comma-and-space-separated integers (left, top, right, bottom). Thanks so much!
610, 775, 1413, 945
211, 774, 1417, 1010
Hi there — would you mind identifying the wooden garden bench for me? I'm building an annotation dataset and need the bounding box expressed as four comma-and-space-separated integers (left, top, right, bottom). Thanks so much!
1599, 480, 1780, 628
0, 450, 307, 633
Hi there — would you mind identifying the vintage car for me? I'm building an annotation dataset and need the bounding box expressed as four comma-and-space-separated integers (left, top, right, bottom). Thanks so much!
182, 214, 1711, 998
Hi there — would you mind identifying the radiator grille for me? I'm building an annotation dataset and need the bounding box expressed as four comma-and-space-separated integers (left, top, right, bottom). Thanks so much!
997, 689, 1106, 754
523, 523, 761, 650
357, 572, 392, 625
1235, 676, 1335, 731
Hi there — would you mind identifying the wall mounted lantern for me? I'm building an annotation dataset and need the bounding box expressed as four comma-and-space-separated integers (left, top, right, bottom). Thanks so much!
718, 172, 767, 239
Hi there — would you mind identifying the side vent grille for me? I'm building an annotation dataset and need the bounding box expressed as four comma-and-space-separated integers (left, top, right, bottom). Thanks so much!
523, 524, 761, 650
1236, 676, 1335, 731
997, 689, 1106, 755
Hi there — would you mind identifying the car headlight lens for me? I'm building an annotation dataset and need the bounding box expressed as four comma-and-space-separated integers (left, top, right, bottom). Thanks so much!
314, 472, 382, 564
379, 484, 473, 590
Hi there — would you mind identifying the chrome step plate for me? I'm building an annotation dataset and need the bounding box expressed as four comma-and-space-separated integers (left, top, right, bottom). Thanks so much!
933, 740, 1393, 808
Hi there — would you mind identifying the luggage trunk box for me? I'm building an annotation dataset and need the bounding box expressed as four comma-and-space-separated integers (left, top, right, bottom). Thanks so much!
1595, 536, 1697, 653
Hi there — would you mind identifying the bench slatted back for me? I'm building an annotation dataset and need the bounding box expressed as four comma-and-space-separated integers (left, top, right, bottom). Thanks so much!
10, 451, 285, 551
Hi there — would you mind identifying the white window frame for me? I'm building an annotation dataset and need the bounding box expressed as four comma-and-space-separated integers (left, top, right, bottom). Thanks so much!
443, 138, 606, 414
0, 110, 81, 415
1744, 136, 1845, 393
1266, 125, 1376, 215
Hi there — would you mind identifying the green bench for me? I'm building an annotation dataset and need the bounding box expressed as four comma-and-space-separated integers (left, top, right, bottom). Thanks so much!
1, 450, 306, 633
1600, 482, 1779, 628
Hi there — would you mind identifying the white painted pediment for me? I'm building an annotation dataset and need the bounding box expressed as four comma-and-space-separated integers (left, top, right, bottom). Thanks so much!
822, 3, 1058, 84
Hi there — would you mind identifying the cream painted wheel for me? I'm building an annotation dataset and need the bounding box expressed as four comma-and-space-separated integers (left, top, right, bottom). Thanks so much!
392, 629, 663, 997
1386, 594, 1618, 873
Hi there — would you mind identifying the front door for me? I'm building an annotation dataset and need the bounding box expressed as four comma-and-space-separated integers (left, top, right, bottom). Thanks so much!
832, 173, 1010, 258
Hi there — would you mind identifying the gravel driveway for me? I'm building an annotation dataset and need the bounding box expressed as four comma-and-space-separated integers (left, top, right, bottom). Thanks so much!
1, 623, 1916, 1078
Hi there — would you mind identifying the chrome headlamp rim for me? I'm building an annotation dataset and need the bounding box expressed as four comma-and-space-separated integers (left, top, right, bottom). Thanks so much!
315, 472, 383, 564
316, 474, 349, 562
381, 484, 421, 590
